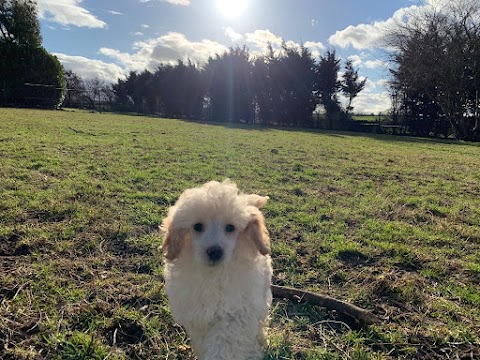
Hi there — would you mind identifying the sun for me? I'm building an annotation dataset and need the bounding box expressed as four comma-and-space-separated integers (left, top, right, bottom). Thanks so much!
216, 0, 248, 19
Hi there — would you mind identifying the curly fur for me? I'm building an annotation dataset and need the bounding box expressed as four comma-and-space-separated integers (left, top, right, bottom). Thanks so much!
161, 180, 272, 360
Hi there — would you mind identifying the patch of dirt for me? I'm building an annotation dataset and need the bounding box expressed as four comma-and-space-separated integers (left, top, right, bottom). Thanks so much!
0, 232, 27, 257
92, 227, 153, 257
108, 319, 146, 346
107, 238, 150, 256
24, 208, 75, 223
336, 249, 370, 266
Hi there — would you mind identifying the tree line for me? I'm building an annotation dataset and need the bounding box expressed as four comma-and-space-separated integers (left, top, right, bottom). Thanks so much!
64, 45, 365, 130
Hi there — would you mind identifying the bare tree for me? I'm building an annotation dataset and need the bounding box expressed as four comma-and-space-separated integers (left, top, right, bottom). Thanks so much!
387, 0, 480, 140
63, 70, 85, 108
83, 78, 105, 110
101, 84, 115, 111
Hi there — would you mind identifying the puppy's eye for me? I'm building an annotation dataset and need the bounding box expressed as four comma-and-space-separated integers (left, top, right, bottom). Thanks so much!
193, 223, 204, 232
225, 224, 235, 233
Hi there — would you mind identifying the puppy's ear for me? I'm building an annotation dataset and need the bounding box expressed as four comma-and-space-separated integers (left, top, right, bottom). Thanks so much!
241, 212, 271, 255
160, 216, 186, 260
245, 194, 269, 209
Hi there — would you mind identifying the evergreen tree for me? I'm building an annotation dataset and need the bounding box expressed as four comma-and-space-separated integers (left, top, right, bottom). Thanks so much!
112, 71, 156, 114
0, 0, 65, 108
316, 50, 342, 128
0, 0, 41, 47
155, 60, 205, 119
276, 43, 317, 127
341, 59, 366, 115
205, 46, 254, 123
253, 44, 281, 125
253, 43, 317, 127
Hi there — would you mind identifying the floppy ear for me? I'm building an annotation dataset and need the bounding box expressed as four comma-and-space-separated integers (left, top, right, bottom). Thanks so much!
240, 212, 271, 255
245, 194, 269, 209
160, 216, 186, 260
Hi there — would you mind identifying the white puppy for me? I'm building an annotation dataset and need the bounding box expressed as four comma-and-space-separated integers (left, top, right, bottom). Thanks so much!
161, 180, 272, 360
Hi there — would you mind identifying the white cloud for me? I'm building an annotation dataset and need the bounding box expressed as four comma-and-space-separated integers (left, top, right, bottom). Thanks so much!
330, 2, 466, 51
345, 78, 392, 114
304, 41, 324, 50
328, 6, 420, 49
100, 32, 227, 72
227, 29, 324, 59
37, 0, 107, 28
351, 91, 391, 114
164, 0, 190, 4
347, 55, 363, 67
329, 23, 385, 50
107, 10, 123, 15
336, 73, 392, 114
347, 54, 389, 69
53, 53, 125, 81
304, 41, 325, 59
141, 24, 150, 29
377, 78, 390, 89
133, 32, 144, 37
98, 48, 149, 72
363, 78, 378, 92
364, 59, 389, 69
245, 29, 283, 51
224, 27, 244, 42
284, 40, 300, 51
137, 32, 227, 65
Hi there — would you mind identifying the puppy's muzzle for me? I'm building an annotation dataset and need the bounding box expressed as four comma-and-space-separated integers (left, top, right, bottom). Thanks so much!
206, 246, 223, 264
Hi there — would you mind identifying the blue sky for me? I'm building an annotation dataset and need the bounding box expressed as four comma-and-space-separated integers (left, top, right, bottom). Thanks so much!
36, 0, 434, 114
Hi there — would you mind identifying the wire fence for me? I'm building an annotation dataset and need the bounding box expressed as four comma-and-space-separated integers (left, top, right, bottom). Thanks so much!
0, 82, 116, 111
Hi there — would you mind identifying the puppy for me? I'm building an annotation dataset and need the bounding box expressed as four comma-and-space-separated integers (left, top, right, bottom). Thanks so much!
161, 180, 272, 360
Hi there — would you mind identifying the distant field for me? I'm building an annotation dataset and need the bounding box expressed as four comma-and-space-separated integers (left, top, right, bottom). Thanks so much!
351, 114, 390, 123
1, 108, 479, 359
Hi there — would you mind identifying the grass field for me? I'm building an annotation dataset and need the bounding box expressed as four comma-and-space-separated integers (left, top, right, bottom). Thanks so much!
1, 108, 479, 359
351, 115, 389, 123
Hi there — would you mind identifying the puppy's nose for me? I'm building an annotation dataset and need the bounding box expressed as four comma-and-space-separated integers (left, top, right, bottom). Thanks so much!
206, 246, 223, 263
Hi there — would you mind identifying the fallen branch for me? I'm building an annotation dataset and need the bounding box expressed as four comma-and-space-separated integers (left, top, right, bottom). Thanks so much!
271, 284, 380, 325
155, 274, 380, 325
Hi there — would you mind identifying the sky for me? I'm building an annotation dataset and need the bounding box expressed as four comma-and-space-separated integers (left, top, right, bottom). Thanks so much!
35, 0, 436, 114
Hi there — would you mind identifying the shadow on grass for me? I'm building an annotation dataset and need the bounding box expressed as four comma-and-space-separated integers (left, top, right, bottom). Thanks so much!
153, 114, 480, 147
85, 109, 480, 147
341, 131, 480, 147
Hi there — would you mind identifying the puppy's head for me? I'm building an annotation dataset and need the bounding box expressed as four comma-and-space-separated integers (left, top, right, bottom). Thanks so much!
161, 180, 270, 266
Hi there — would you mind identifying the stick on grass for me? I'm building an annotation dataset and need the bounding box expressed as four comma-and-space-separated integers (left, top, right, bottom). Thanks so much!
271, 284, 380, 325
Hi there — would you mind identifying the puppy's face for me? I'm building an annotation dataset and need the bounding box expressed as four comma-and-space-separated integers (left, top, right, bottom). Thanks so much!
190, 219, 238, 266
161, 180, 270, 266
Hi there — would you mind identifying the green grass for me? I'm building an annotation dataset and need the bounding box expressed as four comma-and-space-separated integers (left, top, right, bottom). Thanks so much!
351, 114, 390, 123
1, 108, 479, 359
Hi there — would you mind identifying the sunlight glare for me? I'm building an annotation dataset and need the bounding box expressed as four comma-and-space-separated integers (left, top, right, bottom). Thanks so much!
216, 0, 248, 19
